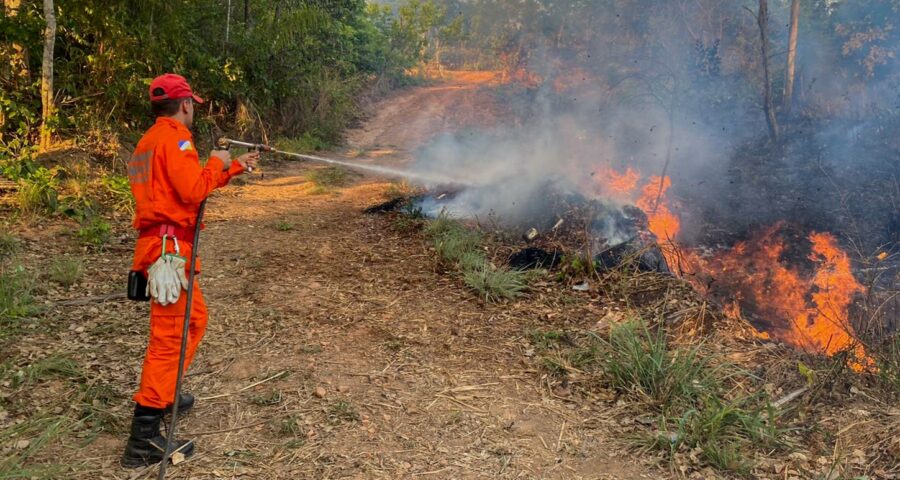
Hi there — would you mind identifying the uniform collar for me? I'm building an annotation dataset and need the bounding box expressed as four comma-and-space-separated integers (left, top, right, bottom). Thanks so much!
155, 116, 190, 135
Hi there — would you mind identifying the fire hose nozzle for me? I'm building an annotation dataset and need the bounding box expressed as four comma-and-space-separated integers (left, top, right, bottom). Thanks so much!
217, 138, 274, 172
218, 137, 273, 152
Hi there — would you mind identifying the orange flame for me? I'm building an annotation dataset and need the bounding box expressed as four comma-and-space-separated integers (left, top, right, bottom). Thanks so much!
687, 225, 873, 371
590, 167, 872, 371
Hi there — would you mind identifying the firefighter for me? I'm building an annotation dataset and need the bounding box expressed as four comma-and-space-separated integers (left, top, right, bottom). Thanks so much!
121, 73, 258, 468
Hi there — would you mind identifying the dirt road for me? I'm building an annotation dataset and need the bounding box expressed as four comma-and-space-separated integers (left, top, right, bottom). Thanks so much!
11, 75, 659, 479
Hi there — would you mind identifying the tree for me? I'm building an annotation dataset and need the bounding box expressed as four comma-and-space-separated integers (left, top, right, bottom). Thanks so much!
39, 0, 55, 151
783, 0, 800, 113
754, 0, 779, 141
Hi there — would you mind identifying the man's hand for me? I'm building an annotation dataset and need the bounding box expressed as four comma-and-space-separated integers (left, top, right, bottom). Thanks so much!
210, 149, 231, 165
236, 152, 260, 172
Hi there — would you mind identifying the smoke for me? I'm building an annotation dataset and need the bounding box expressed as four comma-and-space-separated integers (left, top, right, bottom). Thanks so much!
406, 0, 899, 257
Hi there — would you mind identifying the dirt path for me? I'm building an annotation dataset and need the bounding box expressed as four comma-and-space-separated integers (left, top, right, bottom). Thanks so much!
156, 76, 654, 479
5, 76, 662, 479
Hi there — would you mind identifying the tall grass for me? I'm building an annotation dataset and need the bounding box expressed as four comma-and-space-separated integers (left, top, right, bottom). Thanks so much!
597, 320, 717, 411
529, 320, 784, 474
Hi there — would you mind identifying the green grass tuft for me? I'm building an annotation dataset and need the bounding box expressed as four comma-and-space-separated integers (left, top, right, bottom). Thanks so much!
49, 257, 84, 288
462, 263, 527, 302
275, 220, 295, 232
598, 320, 716, 411
0, 230, 20, 258
76, 217, 111, 247
327, 400, 360, 425
0, 266, 39, 331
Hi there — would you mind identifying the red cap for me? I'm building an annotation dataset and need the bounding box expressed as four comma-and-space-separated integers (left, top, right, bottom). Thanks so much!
148, 73, 204, 104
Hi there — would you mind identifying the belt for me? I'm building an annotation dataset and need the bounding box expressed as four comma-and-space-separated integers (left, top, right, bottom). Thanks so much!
138, 224, 196, 243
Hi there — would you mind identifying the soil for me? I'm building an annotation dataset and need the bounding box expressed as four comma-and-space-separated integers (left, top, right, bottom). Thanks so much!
2, 74, 664, 479
4, 73, 897, 480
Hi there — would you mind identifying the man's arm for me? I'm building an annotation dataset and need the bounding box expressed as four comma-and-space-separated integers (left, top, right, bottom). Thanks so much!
163, 141, 232, 204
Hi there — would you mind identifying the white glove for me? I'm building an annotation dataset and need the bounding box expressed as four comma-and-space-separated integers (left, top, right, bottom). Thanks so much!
168, 254, 190, 291
146, 256, 181, 306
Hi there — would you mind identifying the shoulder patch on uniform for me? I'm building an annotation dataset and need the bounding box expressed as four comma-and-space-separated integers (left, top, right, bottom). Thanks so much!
177, 140, 193, 151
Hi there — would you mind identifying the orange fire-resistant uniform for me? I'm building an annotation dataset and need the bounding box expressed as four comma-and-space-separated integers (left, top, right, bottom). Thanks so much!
127, 117, 243, 409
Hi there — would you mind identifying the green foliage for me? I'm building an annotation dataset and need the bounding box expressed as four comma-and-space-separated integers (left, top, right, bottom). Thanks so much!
462, 263, 526, 302
599, 320, 716, 411
100, 174, 134, 215
275, 220, 295, 232
1, 0, 447, 165
876, 334, 900, 394
49, 257, 83, 288
0, 265, 39, 330
0, 230, 20, 259
12, 355, 83, 388
277, 133, 329, 154
76, 216, 111, 248
666, 395, 781, 473
16, 167, 61, 215
433, 227, 482, 265
527, 322, 784, 474
424, 213, 529, 302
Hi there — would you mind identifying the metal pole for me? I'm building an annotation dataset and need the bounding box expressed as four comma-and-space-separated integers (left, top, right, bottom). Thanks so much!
157, 200, 206, 480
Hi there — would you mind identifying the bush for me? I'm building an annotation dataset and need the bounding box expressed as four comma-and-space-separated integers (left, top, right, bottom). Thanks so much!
49, 257, 84, 288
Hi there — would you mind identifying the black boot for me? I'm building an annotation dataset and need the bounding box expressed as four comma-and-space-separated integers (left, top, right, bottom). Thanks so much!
164, 393, 195, 414
121, 405, 195, 468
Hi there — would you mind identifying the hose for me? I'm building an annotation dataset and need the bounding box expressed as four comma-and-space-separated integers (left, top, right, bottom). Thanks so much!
157, 199, 206, 479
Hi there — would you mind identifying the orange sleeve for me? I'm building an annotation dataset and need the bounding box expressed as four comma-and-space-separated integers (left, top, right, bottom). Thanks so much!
162, 139, 227, 204
217, 160, 245, 187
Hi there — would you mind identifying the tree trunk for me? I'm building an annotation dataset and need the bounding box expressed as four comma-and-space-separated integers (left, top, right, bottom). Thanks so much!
244, 0, 249, 25
224, 0, 231, 56
783, 0, 800, 114
39, 0, 56, 152
756, 0, 779, 141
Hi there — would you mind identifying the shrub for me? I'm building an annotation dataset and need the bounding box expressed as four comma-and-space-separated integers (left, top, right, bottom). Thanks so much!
49, 257, 84, 288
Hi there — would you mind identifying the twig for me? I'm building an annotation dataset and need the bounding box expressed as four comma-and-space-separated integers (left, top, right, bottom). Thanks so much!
557, 420, 567, 451
197, 370, 287, 401
772, 386, 808, 408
